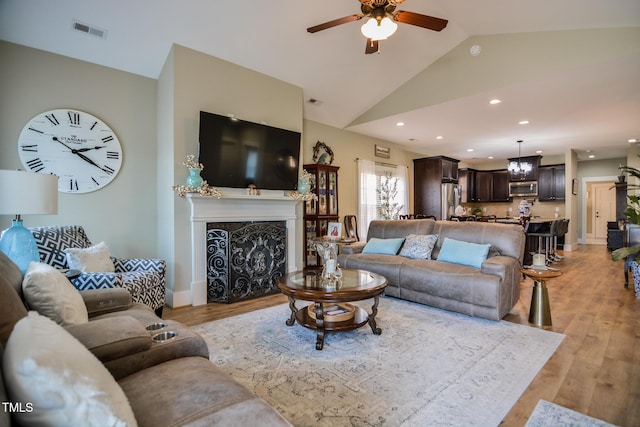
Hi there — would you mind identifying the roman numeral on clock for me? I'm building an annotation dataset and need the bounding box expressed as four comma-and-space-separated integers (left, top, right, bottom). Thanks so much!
45, 114, 60, 126
28, 127, 44, 134
92, 177, 100, 186
103, 165, 115, 175
68, 111, 80, 125
26, 158, 45, 172
90, 121, 98, 130
102, 135, 114, 143
70, 179, 78, 191
106, 151, 120, 159
20, 145, 38, 152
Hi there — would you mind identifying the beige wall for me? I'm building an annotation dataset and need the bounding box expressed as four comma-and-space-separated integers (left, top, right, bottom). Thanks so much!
159, 44, 305, 306
0, 41, 158, 258
302, 120, 422, 218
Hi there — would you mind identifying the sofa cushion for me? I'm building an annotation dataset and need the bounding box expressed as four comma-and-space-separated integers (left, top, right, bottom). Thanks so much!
3, 312, 138, 427
22, 262, 89, 326
0, 261, 27, 348
399, 234, 438, 259
362, 237, 405, 255
118, 356, 291, 427
65, 241, 116, 272
436, 237, 491, 268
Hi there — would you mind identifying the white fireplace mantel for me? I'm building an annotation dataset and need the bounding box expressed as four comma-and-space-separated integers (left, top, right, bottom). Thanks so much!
187, 191, 302, 306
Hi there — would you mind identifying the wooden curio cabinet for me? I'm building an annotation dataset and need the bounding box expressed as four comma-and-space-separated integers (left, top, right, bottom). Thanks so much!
303, 164, 339, 269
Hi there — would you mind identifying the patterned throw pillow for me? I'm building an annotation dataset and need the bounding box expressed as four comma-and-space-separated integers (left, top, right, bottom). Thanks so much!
399, 234, 439, 259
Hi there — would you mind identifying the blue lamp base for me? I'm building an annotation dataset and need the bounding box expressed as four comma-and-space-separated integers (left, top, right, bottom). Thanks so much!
0, 219, 40, 274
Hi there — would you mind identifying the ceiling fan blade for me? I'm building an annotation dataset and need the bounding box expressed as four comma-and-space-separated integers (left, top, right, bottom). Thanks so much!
365, 38, 379, 54
307, 14, 363, 33
393, 10, 448, 31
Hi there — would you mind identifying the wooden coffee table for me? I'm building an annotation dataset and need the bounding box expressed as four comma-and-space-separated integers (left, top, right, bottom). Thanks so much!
277, 269, 388, 350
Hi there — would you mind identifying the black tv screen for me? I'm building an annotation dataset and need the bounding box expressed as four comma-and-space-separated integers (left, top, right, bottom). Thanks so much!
198, 111, 301, 191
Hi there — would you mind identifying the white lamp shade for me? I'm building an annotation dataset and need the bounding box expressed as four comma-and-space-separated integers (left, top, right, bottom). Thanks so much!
0, 170, 58, 215
361, 17, 398, 41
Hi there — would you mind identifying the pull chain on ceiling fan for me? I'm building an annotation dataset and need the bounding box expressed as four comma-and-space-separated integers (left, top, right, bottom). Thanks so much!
307, 0, 448, 54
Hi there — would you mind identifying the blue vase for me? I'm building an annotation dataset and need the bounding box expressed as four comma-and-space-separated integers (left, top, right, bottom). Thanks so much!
298, 178, 310, 194
186, 168, 203, 188
0, 219, 40, 274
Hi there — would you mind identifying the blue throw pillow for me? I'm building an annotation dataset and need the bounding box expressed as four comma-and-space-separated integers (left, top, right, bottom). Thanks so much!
436, 237, 491, 268
362, 237, 405, 255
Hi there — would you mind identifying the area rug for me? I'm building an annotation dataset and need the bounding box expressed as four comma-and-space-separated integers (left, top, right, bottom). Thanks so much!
526, 400, 618, 427
193, 297, 565, 426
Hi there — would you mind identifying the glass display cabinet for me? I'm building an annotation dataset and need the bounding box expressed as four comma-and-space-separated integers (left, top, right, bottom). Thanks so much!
303, 163, 339, 269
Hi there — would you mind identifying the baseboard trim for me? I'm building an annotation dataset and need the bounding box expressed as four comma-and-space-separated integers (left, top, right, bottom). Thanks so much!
166, 288, 192, 308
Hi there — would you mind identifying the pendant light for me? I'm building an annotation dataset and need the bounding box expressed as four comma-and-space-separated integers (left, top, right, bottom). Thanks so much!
507, 140, 532, 175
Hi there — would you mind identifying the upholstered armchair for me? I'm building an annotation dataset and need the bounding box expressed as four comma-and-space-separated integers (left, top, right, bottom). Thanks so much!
29, 225, 166, 316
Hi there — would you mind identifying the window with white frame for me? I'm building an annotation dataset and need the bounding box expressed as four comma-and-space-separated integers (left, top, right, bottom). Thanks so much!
356, 159, 408, 240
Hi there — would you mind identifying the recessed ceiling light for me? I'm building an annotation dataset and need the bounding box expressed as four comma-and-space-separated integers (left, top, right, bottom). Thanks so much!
588, 154, 595, 159
536, 150, 543, 154
629, 138, 638, 143
489, 99, 502, 105
466, 148, 474, 152
396, 122, 405, 127
488, 156, 494, 159
518, 120, 530, 125
436, 135, 443, 140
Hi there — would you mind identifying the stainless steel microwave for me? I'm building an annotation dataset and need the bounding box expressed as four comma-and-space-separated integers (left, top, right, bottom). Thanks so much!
508, 181, 538, 197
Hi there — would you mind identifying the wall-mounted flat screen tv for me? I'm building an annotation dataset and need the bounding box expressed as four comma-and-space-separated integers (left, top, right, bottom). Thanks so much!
198, 111, 301, 191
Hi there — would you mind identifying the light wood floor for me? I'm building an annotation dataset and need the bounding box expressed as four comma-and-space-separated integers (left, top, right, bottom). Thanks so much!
164, 244, 639, 427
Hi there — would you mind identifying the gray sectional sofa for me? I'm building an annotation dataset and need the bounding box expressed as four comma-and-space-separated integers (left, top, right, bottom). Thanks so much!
0, 251, 292, 427
337, 219, 526, 320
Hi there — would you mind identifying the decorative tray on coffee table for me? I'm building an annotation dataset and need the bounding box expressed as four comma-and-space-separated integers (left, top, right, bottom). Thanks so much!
307, 303, 355, 322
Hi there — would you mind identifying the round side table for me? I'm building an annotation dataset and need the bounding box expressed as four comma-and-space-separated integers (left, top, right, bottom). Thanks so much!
521, 267, 562, 329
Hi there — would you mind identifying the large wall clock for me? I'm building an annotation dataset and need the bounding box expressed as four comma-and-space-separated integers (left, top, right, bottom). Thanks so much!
17, 108, 123, 194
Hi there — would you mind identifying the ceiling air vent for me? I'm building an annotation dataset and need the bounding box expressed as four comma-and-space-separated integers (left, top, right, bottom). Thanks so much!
72, 20, 107, 39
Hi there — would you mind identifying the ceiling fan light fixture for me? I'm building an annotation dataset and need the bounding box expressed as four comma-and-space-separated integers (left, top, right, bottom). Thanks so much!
361, 17, 397, 41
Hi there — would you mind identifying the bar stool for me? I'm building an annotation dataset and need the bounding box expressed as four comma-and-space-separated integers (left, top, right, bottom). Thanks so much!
527, 219, 562, 264
551, 218, 569, 261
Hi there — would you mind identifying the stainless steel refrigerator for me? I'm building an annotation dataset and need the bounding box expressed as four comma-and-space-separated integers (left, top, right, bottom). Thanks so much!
441, 183, 462, 220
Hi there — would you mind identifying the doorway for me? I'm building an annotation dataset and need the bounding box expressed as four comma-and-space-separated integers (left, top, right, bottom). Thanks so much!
585, 180, 616, 245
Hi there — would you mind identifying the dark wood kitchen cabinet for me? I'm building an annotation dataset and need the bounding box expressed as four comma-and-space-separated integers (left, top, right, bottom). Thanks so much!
475, 171, 492, 202
414, 156, 460, 219
459, 168, 477, 203
491, 170, 511, 202
538, 164, 565, 201
462, 168, 511, 203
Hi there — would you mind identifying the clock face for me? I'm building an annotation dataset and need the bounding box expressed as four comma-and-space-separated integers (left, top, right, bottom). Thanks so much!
18, 109, 123, 193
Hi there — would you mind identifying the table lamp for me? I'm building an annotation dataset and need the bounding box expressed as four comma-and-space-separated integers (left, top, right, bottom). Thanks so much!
0, 170, 58, 273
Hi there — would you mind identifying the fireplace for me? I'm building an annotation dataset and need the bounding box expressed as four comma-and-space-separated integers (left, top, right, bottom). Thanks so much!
187, 192, 301, 306
206, 221, 287, 303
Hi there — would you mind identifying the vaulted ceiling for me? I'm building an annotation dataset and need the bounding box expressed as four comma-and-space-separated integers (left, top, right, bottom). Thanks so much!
1, 0, 639, 164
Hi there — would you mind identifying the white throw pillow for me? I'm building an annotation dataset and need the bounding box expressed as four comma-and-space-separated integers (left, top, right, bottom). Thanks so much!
64, 241, 115, 272
2, 312, 138, 427
22, 262, 88, 326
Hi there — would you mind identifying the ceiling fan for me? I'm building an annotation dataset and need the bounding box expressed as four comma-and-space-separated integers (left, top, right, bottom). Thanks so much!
307, 0, 448, 54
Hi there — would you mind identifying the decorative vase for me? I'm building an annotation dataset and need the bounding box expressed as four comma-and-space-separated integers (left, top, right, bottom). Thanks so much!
298, 178, 310, 194
186, 168, 203, 188
517, 199, 531, 217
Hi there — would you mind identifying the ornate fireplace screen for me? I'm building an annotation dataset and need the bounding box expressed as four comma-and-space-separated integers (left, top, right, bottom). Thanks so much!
206, 221, 287, 303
